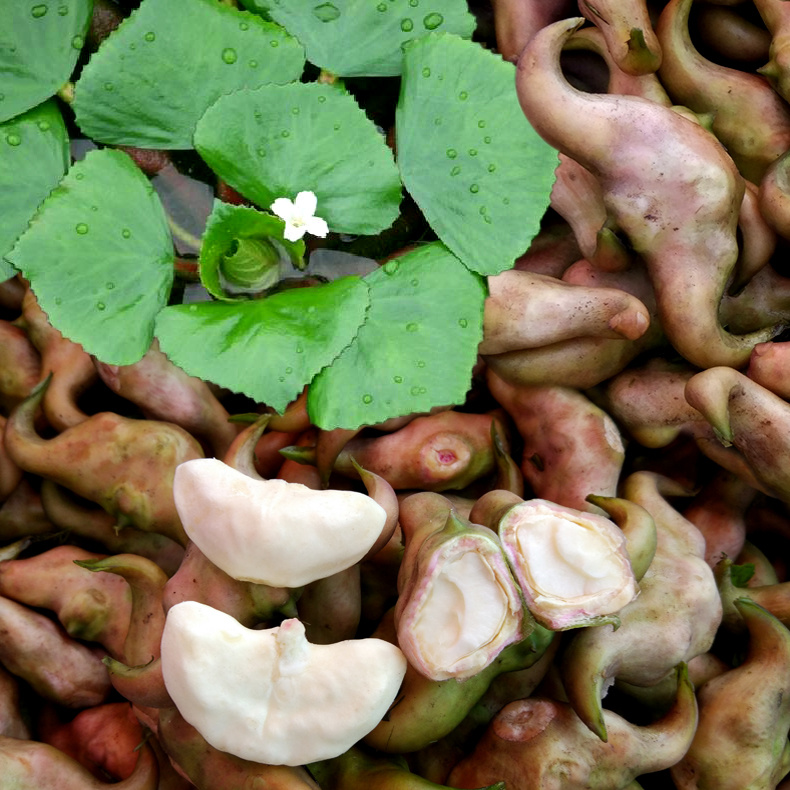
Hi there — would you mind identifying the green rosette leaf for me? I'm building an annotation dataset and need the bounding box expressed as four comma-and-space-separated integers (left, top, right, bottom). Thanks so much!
261, 0, 475, 77
7, 148, 173, 365
0, 100, 69, 281
0, 0, 92, 123
73, 0, 305, 149
308, 243, 485, 429
199, 200, 305, 301
397, 33, 557, 275
195, 82, 401, 235
155, 277, 370, 413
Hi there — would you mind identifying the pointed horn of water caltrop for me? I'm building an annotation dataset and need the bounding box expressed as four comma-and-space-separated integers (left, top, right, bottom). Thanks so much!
222, 413, 271, 479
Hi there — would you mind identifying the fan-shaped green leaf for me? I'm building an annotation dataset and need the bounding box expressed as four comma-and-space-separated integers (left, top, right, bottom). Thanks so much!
73, 0, 305, 149
7, 148, 173, 365
155, 276, 370, 413
0, 0, 92, 123
261, 0, 475, 76
195, 82, 401, 235
397, 33, 557, 275
0, 100, 69, 281
308, 242, 485, 429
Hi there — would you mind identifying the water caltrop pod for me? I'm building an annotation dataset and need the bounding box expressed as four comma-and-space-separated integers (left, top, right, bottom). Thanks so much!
497, 499, 638, 630
172, 457, 386, 588
160, 601, 407, 766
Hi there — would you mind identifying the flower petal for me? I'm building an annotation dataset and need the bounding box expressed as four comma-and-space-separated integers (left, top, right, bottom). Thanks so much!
270, 197, 296, 221
305, 216, 329, 238
294, 190, 318, 216
283, 222, 307, 242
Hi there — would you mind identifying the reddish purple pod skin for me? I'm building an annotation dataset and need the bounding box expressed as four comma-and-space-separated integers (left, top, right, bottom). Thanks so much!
516, 18, 781, 369
0, 319, 41, 413
16, 288, 97, 430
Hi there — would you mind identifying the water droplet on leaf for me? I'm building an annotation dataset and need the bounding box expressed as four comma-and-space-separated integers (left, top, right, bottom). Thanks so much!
96, 302, 106, 311
488, 163, 496, 172
446, 148, 457, 159
57, 4, 68, 14
36, 120, 50, 131
121, 228, 131, 238
75, 222, 89, 235
401, 18, 413, 31
296, 343, 304, 353
54, 297, 62, 305
281, 129, 290, 137
318, 95, 327, 103
377, 2, 387, 10
249, 59, 258, 68
362, 394, 373, 404
383, 260, 399, 274
5, 133, 21, 146
484, 136, 492, 144
410, 386, 421, 396
478, 120, 486, 128
468, 148, 477, 156
144, 31, 156, 42
406, 322, 418, 332
256, 146, 266, 157
270, 39, 279, 47
31, 4, 48, 18
104, 81, 114, 91
469, 183, 479, 193
458, 318, 468, 328
450, 166, 461, 176
75, 173, 84, 180
394, 375, 403, 384
458, 90, 468, 100
239, 20, 249, 30
313, 2, 341, 22
285, 366, 293, 374
409, 0, 419, 5
291, 106, 300, 115
416, 360, 426, 368
71, 34, 84, 49
422, 67, 431, 77
106, 281, 115, 290
423, 12, 443, 28
222, 47, 237, 64
410, 278, 419, 287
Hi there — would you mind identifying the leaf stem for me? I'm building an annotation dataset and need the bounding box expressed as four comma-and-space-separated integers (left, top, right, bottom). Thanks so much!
167, 215, 203, 253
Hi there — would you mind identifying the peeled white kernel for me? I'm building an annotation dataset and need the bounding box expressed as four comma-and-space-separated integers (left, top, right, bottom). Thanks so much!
161, 601, 407, 766
173, 458, 386, 587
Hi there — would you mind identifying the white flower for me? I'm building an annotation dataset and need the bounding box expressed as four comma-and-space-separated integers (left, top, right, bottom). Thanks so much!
270, 190, 329, 242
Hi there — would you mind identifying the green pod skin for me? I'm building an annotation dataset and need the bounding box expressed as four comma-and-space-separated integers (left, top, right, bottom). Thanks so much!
310, 744, 505, 790
39, 479, 184, 577
481, 269, 650, 356
0, 594, 112, 708
74, 553, 168, 666
0, 319, 41, 413
103, 656, 172, 708
672, 599, 790, 790
0, 737, 158, 790
516, 18, 781, 370
561, 472, 721, 741
16, 287, 97, 431
656, 0, 790, 183
716, 557, 790, 635
156, 706, 321, 790
94, 339, 240, 458
448, 664, 697, 790
4, 377, 204, 546
754, 0, 790, 103
757, 149, 790, 240
365, 610, 554, 754
487, 371, 625, 513
685, 366, 790, 502
0, 545, 132, 654
579, 0, 662, 75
